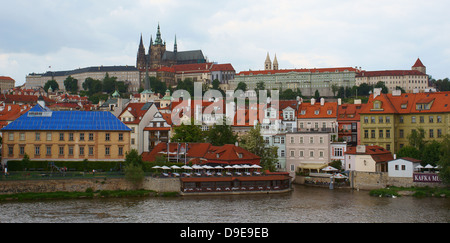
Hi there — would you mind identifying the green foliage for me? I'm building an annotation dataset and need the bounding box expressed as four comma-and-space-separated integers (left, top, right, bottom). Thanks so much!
438, 135, 450, 185
397, 145, 421, 160
240, 124, 278, 172
124, 149, 145, 188
279, 88, 302, 100
235, 82, 247, 92
207, 117, 237, 146
44, 79, 59, 92
64, 76, 79, 94
171, 121, 205, 143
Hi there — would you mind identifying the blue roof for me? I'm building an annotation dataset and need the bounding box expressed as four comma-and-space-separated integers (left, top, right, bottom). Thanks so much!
1, 105, 131, 132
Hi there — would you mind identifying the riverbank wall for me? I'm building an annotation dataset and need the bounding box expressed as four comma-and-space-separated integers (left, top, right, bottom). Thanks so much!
0, 177, 181, 195
294, 171, 444, 190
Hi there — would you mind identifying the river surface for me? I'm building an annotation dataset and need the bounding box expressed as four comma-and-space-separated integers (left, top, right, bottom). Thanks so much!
0, 185, 448, 223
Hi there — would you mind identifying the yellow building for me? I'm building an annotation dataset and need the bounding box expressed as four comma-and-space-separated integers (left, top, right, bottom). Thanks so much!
1, 99, 131, 165
360, 90, 450, 154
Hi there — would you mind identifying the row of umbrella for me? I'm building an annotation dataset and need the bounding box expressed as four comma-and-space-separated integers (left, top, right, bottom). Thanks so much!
322, 166, 348, 179
415, 164, 441, 170
152, 164, 263, 171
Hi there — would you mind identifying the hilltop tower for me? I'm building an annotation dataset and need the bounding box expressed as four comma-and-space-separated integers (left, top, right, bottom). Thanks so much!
412, 58, 426, 74
265, 52, 272, 70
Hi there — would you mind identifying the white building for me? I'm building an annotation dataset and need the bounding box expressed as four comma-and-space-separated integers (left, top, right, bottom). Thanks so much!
388, 157, 421, 178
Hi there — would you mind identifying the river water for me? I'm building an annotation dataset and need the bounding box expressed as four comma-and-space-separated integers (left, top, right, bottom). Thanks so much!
0, 185, 448, 223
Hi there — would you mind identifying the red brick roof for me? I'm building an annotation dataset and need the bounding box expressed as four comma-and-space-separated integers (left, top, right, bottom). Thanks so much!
0, 76, 15, 81
119, 103, 152, 124
238, 67, 359, 76
360, 91, 450, 115
297, 101, 337, 118
142, 142, 260, 165
345, 145, 394, 163
338, 103, 366, 121
412, 58, 425, 67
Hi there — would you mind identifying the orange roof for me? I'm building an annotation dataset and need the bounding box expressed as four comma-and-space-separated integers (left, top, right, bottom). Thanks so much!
0, 76, 15, 81
345, 146, 394, 163
210, 63, 235, 72
0, 104, 31, 129
297, 101, 337, 119
119, 103, 152, 124
142, 142, 260, 165
338, 103, 366, 121
360, 91, 450, 114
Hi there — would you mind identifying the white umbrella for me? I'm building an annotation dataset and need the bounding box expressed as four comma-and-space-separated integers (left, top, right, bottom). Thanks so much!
322, 166, 338, 172
214, 165, 224, 169
332, 173, 348, 179
161, 166, 171, 170
181, 165, 192, 170
424, 164, 434, 169
232, 165, 242, 169
251, 164, 262, 169
152, 165, 162, 169
224, 165, 233, 169
171, 165, 181, 170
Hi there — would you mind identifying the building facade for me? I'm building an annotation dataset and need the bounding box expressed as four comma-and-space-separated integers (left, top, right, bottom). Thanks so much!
356, 58, 429, 93
0, 76, 15, 92
231, 67, 359, 97
26, 66, 141, 92
359, 89, 450, 154
1, 100, 131, 165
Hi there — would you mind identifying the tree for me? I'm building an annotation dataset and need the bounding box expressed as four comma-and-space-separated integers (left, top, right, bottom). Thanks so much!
314, 90, 320, 100
375, 81, 388, 94
172, 121, 205, 143
44, 80, 59, 92
207, 117, 237, 146
421, 140, 441, 166
437, 135, 450, 185
123, 149, 144, 189
240, 124, 278, 171
331, 84, 339, 97
357, 83, 372, 96
83, 77, 102, 95
397, 145, 421, 160
235, 82, 247, 92
64, 76, 79, 94
102, 73, 118, 94
408, 128, 426, 151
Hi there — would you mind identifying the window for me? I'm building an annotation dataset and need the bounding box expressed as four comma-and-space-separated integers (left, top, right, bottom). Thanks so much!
8, 133, 14, 141
429, 129, 434, 138
420, 116, 424, 123
319, 137, 324, 144
411, 116, 416, 123
68, 146, 74, 156
399, 116, 404, 123
46, 146, 52, 156
319, 151, 324, 158
379, 130, 383, 138
119, 147, 124, 156
334, 148, 343, 157
299, 137, 304, 144
119, 133, 123, 141
20, 146, 25, 155
386, 144, 391, 151
80, 146, 85, 156
299, 150, 304, 157
89, 133, 94, 141
379, 117, 383, 123
371, 130, 376, 138
89, 146, 94, 156
8, 146, 14, 156
80, 133, 85, 141
399, 129, 404, 138
386, 116, 391, 123
290, 137, 294, 144
437, 116, 442, 123
105, 133, 110, 141
35, 132, 40, 141
429, 116, 434, 123
69, 133, 74, 141
290, 150, 295, 157
59, 146, 64, 156
402, 165, 406, 170
20, 133, 25, 141
131, 138, 135, 145
47, 132, 52, 141
309, 151, 314, 157
105, 146, 110, 156
59, 133, 64, 141
364, 117, 369, 123
371, 117, 375, 123
280, 137, 285, 144
35, 145, 40, 156
364, 130, 369, 139
290, 164, 295, 172
309, 137, 314, 144
386, 129, 390, 138
437, 129, 442, 138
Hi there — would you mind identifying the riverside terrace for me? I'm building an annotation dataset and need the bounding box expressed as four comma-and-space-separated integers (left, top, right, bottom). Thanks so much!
151, 164, 292, 195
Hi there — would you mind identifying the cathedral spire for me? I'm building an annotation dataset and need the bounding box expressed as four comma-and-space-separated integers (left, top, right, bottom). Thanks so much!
155, 23, 163, 45
174, 35, 178, 53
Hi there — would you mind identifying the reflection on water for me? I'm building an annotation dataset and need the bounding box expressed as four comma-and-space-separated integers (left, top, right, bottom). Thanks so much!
0, 185, 448, 223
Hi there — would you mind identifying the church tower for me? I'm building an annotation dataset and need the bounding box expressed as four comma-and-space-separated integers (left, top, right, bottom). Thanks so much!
265, 52, 272, 70
273, 54, 279, 70
149, 23, 166, 68
412, 58, 426, 74
136, 34, 147, 70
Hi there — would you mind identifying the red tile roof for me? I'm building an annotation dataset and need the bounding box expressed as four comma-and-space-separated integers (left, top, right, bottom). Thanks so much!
297, 101, 337, 119
360, 91, 450, 115
345, 145, 394, 163
119, 103, 152, 124
356, 69, 426, 77
238, 67, 359, 76
412, 58, 425, 67
0, 76, 15, 81
142, 142, 260, 165
338, 103, 366, 121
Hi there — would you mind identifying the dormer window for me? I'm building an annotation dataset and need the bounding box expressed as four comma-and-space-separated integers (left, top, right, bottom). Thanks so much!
301, 110, 306, 115
314, 110, 319, 115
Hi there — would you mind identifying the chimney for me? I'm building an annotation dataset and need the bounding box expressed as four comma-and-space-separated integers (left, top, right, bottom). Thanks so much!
392, 90, 401, 96
320, 98, 325, 106
373, 88, 381, 99
338, 98, 342, 106
311, 98, 315, 106
356, 145, 366, 153
37, 96, 46, 108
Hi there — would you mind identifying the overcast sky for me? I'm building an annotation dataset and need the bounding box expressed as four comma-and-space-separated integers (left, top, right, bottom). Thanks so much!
1, 0, 450, 86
